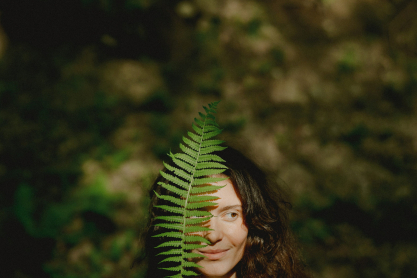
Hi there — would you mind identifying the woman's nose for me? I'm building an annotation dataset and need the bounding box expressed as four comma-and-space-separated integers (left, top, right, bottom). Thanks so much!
204, 217, 223, 244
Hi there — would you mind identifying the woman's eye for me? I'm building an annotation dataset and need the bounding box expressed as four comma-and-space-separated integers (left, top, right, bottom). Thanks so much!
224, 212, 239, 220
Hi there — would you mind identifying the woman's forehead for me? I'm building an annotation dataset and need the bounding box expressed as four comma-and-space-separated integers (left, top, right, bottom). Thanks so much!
208, 178, 242, 206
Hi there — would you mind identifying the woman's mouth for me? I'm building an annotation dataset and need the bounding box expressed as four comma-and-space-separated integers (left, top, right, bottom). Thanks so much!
198, 249, 229, 260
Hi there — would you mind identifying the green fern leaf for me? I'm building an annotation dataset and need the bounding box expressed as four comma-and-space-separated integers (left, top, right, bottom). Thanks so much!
155, 216, 184, 223
179, 144, 198, 159
153, 101, 228, 277
163, 161, 192, 181
157, 249, 182, 256
158, 182, 188, 197
152, 231, 182, 238
195, 161, 228, 169
183, 253, 206, 259
203, 129, 223, 140
156, 240, 182, 248
155, 205, 184, 215
160, 171, 190, 190
200, 145, 227, 155
184, 243, 207, 250
191, 123, 203, 135
154, 193, 186, 207
194, 168, 226, 177
201, 139, 225, 148
192, 176, 227, 186
168, 153, 194, 173
185, 216, 212, 225
183, 261, 203, 268
186, 201, 218, 209
188, 195, 219, 202
190, 184, 225, 194
185, 235, 211, 244
182, 137, 200, 151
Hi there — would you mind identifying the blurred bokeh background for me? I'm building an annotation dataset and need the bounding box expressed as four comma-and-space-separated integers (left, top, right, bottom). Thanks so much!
1, 0, 417, 277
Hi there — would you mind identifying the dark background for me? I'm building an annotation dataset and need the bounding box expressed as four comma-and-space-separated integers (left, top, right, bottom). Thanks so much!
0, 0, 416, 277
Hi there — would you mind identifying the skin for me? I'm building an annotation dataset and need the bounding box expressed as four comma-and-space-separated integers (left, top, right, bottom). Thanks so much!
191, 178, 248, 278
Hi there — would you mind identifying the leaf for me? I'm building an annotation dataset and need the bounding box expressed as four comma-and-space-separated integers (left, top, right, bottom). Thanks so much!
190, 184, 225, 194
186, 201, 217, 209
179, 143, 198, 159
156, 240, 182, 248
195, 162, 228, 169
183, 261, 203, 268
169, 154, 194, 173
172, 153, 196, 168
164, 161, 192, 181
155, 216, 184, 223
185, 216, 212, 225
203, 129, 223, 140
186, 210, 212, 218
155, 205, 184, 215
157, 249, 182, 256
185, 226, 213, 233
192, 123, 203, 135
158, 182, 188, 197
200, 145, 227, 155
154, 101, 228, 277
155, 223, 182, 230
152, 231, 182, 238
185, 235, 211, 244
184, 243, 207, 250
183, 252, 206, 259
194, 168, 226, 177
192, 176, 228, 186
187, 131, 201, 144
182, 137, 200, 152
198, 154, 225, 162
160, 171, 190, 190
154, 192, 186, 207
188, 195, 219, 203
201, 139, 225, 148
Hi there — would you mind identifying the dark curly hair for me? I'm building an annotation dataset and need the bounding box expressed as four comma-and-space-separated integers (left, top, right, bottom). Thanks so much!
138, 146, 310, 278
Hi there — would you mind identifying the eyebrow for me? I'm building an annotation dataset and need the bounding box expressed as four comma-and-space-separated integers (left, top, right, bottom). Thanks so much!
217, 205, 242, 213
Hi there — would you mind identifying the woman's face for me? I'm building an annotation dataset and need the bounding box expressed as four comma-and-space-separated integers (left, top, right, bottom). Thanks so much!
191, 178, 248, 278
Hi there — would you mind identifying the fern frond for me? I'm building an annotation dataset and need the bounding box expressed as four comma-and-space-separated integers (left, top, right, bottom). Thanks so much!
153, 101, 228, 277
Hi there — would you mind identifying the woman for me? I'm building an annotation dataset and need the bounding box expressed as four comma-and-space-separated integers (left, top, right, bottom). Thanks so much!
140, 147, 310, 278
